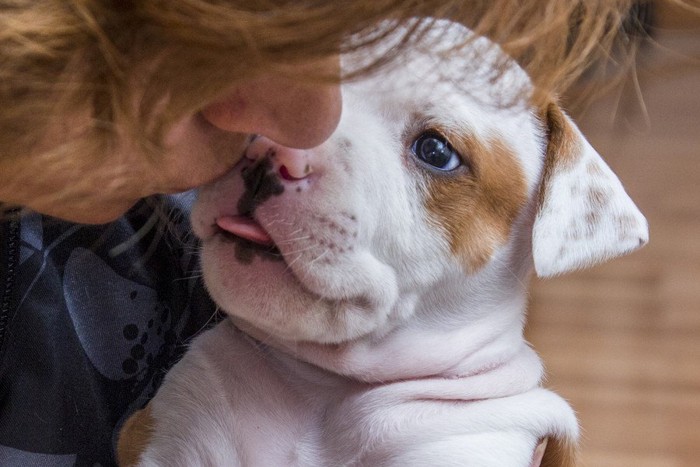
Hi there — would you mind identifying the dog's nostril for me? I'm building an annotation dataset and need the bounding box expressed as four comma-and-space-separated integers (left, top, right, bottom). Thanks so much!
279, 163, 312, 181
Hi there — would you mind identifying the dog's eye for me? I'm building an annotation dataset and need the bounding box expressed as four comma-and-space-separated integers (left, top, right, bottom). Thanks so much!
411, 133, 461, 171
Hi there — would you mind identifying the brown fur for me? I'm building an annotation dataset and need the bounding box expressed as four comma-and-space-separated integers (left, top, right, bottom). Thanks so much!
117, 405, 155, 467
424, 135, 527, 272
540, 435, 579, 467
1, 1, 635, 169
536, 103, 584, 213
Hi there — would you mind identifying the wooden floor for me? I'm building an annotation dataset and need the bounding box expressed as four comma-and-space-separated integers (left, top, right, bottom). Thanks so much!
525, 23, 700, 467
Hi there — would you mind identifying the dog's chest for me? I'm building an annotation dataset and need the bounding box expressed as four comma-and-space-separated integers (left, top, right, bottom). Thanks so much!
147, 321, 567, 467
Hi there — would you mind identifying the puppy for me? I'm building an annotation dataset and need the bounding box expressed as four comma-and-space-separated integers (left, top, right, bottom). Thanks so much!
118, 20, 648, 466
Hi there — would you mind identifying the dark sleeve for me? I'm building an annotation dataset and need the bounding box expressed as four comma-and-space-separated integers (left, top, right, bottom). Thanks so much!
0, 194, 219, 466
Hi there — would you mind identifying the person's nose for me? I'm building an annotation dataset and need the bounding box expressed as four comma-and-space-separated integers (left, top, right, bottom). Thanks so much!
244, 135, 316, 181
200, 68, 341, 150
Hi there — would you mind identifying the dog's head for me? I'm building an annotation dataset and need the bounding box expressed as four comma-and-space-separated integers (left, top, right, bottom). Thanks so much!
191, 20, 647, 357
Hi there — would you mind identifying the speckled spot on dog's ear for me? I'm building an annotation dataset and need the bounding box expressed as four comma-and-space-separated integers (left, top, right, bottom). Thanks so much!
566, 218, 580, 240
615, 213, 641, 242
586, 160, 606, 177
570, 183, 582, 197
585, 210, 601, 231
556, 246, 567, 261
587, 187, 610, 211
567, 228, 581, 241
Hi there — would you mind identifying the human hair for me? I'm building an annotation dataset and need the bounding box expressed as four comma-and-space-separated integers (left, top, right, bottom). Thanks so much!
1, 0, 643, 177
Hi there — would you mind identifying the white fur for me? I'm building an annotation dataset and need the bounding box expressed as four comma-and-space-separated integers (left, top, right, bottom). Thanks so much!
126, 20, 647, 466
533, 119, 649, 277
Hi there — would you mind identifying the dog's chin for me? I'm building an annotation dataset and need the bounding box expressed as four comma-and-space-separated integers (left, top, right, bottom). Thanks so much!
200, 233, 397, 344
207, 225, 324, 305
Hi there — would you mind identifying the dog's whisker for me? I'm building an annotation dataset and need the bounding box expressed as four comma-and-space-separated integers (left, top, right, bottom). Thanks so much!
306, 249, 330, 268
280, 244, 321, 256
173, 274, 204, 282
275, 235, 312, 244
282, 252, 304, 273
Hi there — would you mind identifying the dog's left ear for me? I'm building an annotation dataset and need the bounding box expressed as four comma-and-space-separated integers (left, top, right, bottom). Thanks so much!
532, 103, 648, 278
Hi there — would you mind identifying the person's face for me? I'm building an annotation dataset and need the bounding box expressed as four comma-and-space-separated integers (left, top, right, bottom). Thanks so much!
0, 67, 341, 224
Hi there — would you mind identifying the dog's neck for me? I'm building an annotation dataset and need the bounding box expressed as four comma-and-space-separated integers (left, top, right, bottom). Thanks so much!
234, 252, 541, 399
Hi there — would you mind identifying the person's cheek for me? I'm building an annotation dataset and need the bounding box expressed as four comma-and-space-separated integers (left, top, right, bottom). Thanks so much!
153, 113, 250, 193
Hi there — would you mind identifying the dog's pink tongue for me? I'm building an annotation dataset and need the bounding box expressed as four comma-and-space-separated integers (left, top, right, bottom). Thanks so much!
216, 215, 273, 245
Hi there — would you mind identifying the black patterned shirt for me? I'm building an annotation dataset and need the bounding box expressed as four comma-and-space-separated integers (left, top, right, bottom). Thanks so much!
0, 194, 218, 466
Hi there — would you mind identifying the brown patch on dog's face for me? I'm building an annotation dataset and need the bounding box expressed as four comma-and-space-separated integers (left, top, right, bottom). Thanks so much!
423, 135, 528, 272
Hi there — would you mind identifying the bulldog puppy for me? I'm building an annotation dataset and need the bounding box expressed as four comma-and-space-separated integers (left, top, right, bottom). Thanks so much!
118, 20, 648, 467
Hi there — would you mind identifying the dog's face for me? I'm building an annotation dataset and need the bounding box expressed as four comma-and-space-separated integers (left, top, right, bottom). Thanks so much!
191, 22, 647, 348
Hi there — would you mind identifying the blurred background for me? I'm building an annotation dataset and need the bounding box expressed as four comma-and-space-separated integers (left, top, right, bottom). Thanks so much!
526, 1, 700, 466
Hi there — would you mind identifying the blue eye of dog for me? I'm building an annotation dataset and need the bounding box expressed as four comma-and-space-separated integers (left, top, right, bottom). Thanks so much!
411, 133, 461, 171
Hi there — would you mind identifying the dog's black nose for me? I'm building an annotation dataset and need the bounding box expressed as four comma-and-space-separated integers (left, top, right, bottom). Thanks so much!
237, 158, 284, 216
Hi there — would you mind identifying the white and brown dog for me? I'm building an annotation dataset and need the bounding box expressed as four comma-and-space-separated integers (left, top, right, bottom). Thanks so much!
118, 21, 648, 466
